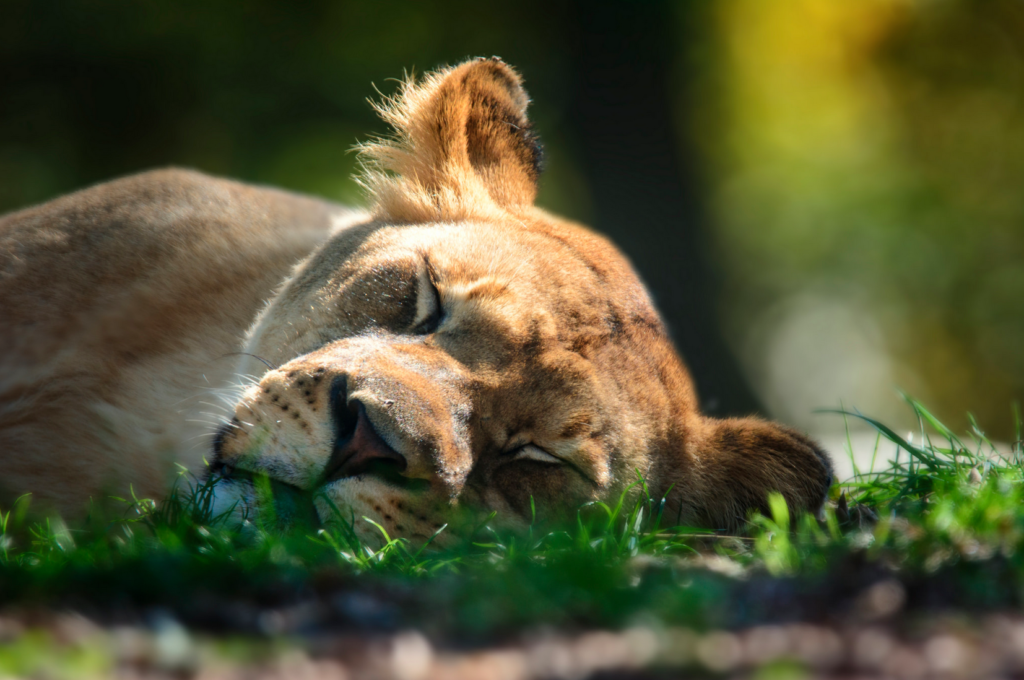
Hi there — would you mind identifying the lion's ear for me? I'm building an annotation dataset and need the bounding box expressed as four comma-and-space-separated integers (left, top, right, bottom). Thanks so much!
359, 57, 543, 222
679, 418, 834, 531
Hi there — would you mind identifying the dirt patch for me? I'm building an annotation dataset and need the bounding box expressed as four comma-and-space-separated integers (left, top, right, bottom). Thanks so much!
4, 608, 1024, 679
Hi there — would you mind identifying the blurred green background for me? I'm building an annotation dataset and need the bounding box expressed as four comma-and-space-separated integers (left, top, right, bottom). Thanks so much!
2, 0, 1021, 440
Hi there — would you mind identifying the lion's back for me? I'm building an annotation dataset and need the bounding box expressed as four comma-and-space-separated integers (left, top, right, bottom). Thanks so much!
0, 169, 357, 514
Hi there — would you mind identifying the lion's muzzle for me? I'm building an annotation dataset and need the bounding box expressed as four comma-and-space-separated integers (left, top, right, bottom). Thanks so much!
208, 335, 474, 542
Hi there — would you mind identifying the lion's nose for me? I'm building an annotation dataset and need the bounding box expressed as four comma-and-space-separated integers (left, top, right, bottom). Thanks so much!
324, 396, 408, 482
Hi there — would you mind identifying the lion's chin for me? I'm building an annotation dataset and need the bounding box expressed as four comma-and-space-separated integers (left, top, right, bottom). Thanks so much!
207, 473, 319, 530
208, 475, 256, 524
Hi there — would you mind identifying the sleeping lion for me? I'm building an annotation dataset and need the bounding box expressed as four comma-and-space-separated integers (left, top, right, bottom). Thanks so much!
0, 58, 832, 540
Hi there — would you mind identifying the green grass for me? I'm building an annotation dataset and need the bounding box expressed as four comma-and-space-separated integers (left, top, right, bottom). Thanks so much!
2, 396, 1023, 643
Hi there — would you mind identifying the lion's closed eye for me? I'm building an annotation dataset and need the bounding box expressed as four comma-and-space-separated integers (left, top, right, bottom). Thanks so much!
509, 444, 562, 465
410, 259, 444, 334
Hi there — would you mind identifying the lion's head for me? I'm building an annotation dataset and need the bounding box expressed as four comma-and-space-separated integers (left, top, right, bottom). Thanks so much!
209, 58, 832, 542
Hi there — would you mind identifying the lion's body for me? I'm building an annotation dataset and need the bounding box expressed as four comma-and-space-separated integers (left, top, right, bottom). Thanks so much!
0, 170, 356, 510
0, 58, 832, 534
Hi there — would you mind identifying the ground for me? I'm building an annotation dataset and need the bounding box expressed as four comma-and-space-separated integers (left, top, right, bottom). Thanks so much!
2, 398, 1023, 679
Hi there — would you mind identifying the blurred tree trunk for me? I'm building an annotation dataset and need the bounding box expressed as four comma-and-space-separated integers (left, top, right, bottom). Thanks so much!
558, 1, 763, 417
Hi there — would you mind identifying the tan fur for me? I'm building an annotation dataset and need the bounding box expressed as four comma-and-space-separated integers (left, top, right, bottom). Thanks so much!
0, 58, 831, 535
0, 171, 357, 512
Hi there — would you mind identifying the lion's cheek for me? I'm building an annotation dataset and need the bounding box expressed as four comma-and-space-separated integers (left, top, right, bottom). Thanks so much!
490, 463, 591, 521
313, 479, 454, 547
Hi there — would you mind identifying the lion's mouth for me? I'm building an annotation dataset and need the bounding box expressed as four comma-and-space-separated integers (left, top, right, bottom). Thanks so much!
324, 459, 432, 493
